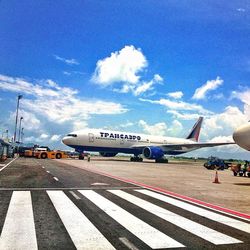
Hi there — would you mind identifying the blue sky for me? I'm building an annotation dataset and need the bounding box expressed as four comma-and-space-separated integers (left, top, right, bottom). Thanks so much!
0, 0, 250, 159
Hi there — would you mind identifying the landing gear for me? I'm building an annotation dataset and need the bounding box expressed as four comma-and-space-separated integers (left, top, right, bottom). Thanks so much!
130, 156, 143, 162
155, 157, 168, 163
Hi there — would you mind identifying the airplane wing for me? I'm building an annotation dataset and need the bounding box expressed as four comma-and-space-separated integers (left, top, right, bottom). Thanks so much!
132, 142, 235, 151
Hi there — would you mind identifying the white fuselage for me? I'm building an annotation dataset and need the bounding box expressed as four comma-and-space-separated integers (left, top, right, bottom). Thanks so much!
62, 128, 197, 156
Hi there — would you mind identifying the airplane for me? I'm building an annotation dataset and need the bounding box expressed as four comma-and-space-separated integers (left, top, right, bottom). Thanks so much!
62, 117, 235, 163
233, 122, 250, 151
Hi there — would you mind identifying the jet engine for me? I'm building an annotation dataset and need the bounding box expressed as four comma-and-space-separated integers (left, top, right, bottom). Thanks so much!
99, 152, 118, 157
143, 146, 164, 159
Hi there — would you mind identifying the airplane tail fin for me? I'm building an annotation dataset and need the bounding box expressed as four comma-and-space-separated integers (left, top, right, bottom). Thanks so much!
186, 117, 203, 142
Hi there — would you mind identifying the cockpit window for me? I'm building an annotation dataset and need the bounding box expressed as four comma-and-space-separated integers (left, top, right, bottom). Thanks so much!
67, 134, 77, 137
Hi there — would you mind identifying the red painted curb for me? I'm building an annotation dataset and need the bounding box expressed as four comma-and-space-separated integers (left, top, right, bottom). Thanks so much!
81, 166, 250, 220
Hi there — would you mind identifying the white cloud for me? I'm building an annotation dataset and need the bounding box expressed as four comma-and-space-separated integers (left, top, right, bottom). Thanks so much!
167, 110, 201, 120
167, 91, 183, 99
138, 119, 183, 137
134, 81, 154, 96
0, 74, 77, 98
92, 45, 147, 85
231, 88, 250, 119
166, 120, 183, 136
24, 133, 50, 143
192, 77, 223, 100
92, 46, 164, 96
40, 133, 49, 139
46, 79, 59, 88
231, 88, 250, 105
114, 74, 163, 96
120, 121, 134, 128
139, 97, 212, 114
53, 55, 79, 65
202, 106, 248, 139
0, 74, 128, 132
50, 134, 61, 141
139, 120, 168, 136
15, 109, 41, 131
133, 74, 162, 96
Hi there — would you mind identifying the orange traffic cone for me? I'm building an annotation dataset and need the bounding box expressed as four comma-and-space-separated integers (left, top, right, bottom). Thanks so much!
213, 170, 220, 184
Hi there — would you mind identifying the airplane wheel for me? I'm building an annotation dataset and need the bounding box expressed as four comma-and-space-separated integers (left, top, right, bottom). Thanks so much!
155, 158, 168, 163
130, 156, 143, 162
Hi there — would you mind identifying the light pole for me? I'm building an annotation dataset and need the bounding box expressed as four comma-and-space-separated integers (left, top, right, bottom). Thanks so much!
18, 116, 23, 143
13, 94, 23, 142
21, 128, 24, 143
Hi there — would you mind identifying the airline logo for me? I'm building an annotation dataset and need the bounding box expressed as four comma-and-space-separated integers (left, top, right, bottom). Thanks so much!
100, 132, 141, 141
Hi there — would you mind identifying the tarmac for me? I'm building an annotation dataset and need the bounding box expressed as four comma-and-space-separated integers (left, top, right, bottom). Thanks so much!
59, 156, 250, 215
0, 156, 249, 249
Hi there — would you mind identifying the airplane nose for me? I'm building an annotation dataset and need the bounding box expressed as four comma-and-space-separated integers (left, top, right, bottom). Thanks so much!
62, 136, 70, 145
233, 124, 250, 151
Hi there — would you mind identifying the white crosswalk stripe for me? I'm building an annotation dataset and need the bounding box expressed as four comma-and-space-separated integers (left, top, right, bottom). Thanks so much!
0, 191, 38, 250
79, 190, 185, 249
136, 189, 250, 234
47, 190, 115, 250
0, 189, 249, 249
109, 190, 242, 245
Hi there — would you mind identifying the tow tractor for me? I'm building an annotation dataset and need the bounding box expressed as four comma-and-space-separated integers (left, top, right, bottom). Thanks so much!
35, 149, 68, 159
203, 156, 226, 170
25, 146, 68, 159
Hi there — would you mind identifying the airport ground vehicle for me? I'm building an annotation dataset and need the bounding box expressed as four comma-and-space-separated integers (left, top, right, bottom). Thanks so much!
203, 157, 227, 170
24, 147, 49, 158
24, 146, 68, 159
36, 150, 68, 159
231, 163, 250, 177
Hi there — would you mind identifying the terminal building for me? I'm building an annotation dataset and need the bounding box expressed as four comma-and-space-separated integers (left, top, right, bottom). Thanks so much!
0, 139, 12, 161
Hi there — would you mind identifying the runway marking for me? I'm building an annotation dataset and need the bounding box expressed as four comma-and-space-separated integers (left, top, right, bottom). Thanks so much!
109, 190, 242, 245
79, 190, 184, 249
91, 182, 109, 186
53, 177, 59, 181
47, 191, 115, 250
119, 237, 139, 250
69, 191, 81, 200
136, 189, 250, 234
0, 191, 38, 250
0, 157, 18, 172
